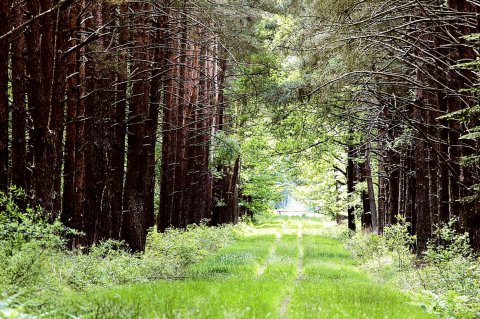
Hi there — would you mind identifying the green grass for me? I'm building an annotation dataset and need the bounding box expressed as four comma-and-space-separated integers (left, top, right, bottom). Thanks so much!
60, 218, 434, 319
288, 234, 435, 319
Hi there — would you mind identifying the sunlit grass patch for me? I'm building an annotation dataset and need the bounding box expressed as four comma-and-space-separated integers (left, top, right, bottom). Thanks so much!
303, 234, 352, 264
261, 263, 297, 280
192, 234, 275, 278
255, 222, 283, 229
302, 262, 368, 281
275, 234, 298, 254
288, 279, 435, 319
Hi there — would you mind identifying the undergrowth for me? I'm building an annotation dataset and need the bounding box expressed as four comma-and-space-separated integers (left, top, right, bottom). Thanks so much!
345, 217, 480, 319
0, 188, 239, 318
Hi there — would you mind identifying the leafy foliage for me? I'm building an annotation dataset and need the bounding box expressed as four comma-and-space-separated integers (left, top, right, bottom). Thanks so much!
417, 221, 480, 319
211, 131, 241, 168
345, 219, 480, 319
0, 190, 239, 317
0, 188, 68, 253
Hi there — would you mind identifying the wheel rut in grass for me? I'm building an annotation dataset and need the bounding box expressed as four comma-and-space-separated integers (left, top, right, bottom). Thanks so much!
279, 221, 303, 319
257, 230, 282, 277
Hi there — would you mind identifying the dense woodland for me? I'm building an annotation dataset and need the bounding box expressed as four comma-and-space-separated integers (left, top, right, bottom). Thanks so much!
1, 0, 480, 255
0, 0, 248, 252
2, 1, 480, 318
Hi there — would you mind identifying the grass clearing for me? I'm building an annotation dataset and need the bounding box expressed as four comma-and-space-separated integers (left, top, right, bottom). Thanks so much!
288, 233, 435, 319
59, 218, 434, 318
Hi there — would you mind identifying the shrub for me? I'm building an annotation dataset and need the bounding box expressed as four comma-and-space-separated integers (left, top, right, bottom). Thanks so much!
383, 217, 415, 270
145, 223, 238, 275
345, 232, 388, 269
0, 188, 240, 317
344, 218, 480, 319
345, 217, 415, 271
0, 188, 71, 290
415, 221, 480, 319
0, 188, 68, 254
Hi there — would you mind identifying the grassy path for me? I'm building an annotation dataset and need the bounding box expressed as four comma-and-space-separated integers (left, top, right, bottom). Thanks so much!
279, 221, 303, 319
70, 218, 434, 318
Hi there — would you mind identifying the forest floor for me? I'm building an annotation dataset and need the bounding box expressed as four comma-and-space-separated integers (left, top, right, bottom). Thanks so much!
66, 217, 434, 318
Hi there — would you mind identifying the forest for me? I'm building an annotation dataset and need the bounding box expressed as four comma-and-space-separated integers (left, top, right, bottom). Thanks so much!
1, 0, 480, 318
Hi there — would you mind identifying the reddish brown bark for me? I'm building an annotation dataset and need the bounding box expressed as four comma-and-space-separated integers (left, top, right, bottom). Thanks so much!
145, 5, 169, 231
377, 143, 387, 233
212, 158, 240, 225
66, 1, 131, 247
190, 41, 215, 224
386, 123, 400, 226
358, 149, 373, 232
174, 14, 191, 228
107, 2, 128, 241
186, 43, 201, 225
437, 97, 450, 225
159, 6, 198, 230
158, 8, 177, 231
122, 2, 154, 251
63, 1, 126, 247
0, 0, 9, 191
61, 1, 80, 230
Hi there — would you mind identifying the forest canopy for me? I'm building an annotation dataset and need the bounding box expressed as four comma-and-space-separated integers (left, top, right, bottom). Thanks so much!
0, 0, 479, 253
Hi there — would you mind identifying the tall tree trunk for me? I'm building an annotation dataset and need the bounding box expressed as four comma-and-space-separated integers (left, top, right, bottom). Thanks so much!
159, 5, 199, 230
122, 2, 153, 251
89, 2, 114, 243
387, 129, 400, 225
187, 42, 202, 224
358, 152, 372, 232
158, 7, 176, 231
437, 96, 450, 225
364, 142, 378, 233
67, 1, 88, 248
63, 1, 128, 247
377, 143, 387, 233
10, 0, 28, 190
61, 0, 80, 230
78, 1, 98, 246
346, 145, 356, 231
145, 4, 168, 231
174, 11, 191, 228
0, 0, 9, 191
406, 149, 416, 236
109, 2, 129, 240
427, 109, 439, 228
414, 99, 432, 253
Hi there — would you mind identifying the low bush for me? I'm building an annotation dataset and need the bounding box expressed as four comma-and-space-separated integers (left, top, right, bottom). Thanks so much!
417, 221, 480, 319
345, 218, 415, 272
0, 188, 239, 317
344, 217, 480, 319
